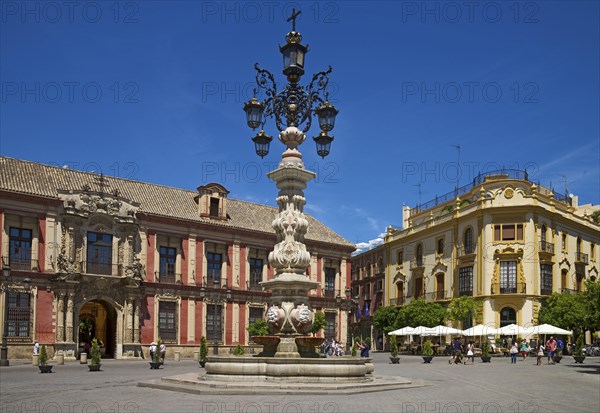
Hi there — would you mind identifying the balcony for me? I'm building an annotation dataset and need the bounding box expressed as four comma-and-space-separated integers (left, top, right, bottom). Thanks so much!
323, 289, 336, 298
423, 290, 448, 301
540, 288, 553, 296
560, 288, 577, 295
85, 261, 118, 276
246, 281, 263, 291
457, 246, 475, 257
410, 258, 424, 270
458, 289, 473, 297
491, 282, 526, 295
154, 271, 180, 284
2, 255, 39, 272
539, 241, 554, 255
575, 252, 589, 264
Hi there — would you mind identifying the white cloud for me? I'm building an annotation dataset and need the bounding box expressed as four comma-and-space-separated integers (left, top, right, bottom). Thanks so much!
353, 231, 386, 256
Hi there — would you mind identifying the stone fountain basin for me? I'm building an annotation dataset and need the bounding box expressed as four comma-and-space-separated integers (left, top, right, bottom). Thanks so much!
204, 356, 374, 382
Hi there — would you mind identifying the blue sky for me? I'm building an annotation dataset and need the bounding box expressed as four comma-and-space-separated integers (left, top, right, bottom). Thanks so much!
1, 0, 599, 249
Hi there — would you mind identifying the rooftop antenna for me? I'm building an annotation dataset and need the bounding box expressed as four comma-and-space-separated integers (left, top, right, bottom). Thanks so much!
413, 183, 422, 206
451, 144, 461, 192
558, 174, 569, 195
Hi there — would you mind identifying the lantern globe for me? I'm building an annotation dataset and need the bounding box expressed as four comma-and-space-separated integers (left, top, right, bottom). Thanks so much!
243, 98, 264, 130
252, 130, 273, 158
313, 131, 334, 159
315, 102, 338, 132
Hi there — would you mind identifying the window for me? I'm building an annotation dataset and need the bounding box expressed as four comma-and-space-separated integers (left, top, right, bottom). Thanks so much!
493, 224, 523, 241
324, 267, 336, 297
576, 237, 582, 254
397, 250, 404, 267
541, 225, 547, 244
576, 274, 584, 292
396, 283, 404, 304
9, 227, 32, 271
435, 273, 445, 299
207, 252, 222, 284
592, 243, 596, 260
414, 276, 423, 298
500, 307, 516, 327
540, 264, 553, 295
415, 244, 423, 266
249, 258, 263, 290
436, 238, 444, 255
458, 267, 473, 296
87, 232, 113, 275
464, 228, 473, 254
248, 307, 264, 340
209, 198, 220, 217
7, 291, 30, 337
159, 246, 176, 283
500, 261, 517, 293
561, 269, 568, 291
324, 312, 337, 339
158, 301, 177, 342
561, 234, 567, 251
206, 304, 223, 342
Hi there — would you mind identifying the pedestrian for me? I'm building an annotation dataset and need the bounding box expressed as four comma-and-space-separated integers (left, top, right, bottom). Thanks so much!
537, 343, 545, 366
519, 340, 529, 362
546, 336, 557, 364
149, 341, 157, 360
324, 339, 331, 357
160, 342, 166, 362
33, 341, 39, 355
465, 341, 475, 365
557, 337, 564, 356
510, 342, 518, 364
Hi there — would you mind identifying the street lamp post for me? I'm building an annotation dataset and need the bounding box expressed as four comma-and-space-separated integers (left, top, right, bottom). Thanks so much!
1, 263, 31, 367
337, 288, 357, 355
242, 8, 339, 352
200, 278, 232, 355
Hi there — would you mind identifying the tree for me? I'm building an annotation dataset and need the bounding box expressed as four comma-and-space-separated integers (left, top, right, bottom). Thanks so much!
372, 306, 399, 335
247, 319, 270, 337
538, 292, 586, 335
448, 296, 477, 327
90, 338, 101, 366
396, 299, 447, 327
582, 279, 600, 333
199, 336, 208, 362
310, 311, 327, 336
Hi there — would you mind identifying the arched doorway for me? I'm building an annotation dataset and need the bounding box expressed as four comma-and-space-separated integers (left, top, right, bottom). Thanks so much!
78, 300, 117, 358
500, 307, 516, 327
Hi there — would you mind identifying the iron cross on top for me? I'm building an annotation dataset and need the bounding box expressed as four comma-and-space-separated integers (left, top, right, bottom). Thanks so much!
287, 8, 301, 31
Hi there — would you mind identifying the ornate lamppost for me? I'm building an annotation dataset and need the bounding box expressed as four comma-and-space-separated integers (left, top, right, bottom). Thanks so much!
200, 278, 232, 355
242, 9, 339, 355
1, 263, 31, 366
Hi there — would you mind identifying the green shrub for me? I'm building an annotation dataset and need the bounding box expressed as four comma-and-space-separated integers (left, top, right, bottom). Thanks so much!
481, 341, 490, 357
574, 334, 584, 357
90, 338, 101, 366
247, 319, 270, 337
389, 338, 398, 357
153, 338, 162, 363
310, 312, 326, 336
233, 344, 245, 356
199, 336, 208, 361
422, 340, 434, 356
39, 344, 48, 366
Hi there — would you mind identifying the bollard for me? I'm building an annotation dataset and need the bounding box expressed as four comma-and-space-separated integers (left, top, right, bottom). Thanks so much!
80, 353, 87, 364
32, 354, 39, 365
193, 351, 199, 361
56, 354, 64, 365
174, 351, 181, 362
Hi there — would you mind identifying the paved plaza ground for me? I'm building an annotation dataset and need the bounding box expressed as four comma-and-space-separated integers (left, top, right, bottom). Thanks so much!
1, 353, 598, 413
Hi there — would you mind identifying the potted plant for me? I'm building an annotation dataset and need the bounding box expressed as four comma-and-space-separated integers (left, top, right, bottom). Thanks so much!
573, 334, 586, 364
149, 338, 162, 369
480, 341, 491, 363
38, 344, 53, 373
232, 344, 245, 356
389, 338, 400, 364
199, 336, 208, 368
88, 338, 102, 371
422, 340, 434, 363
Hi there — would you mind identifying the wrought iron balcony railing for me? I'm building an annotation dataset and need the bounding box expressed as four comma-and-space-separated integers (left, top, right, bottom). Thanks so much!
575, 252, 589, 264
539, 241, 554, 254
491, 282, 526, 295
457, 245, 475, 257
2, 255, 39, 272
410, 258, 424, 269
458, 289, 473, 297
389, 297, 405, 306
154, 271, 181, 284
540, 288, 553, 296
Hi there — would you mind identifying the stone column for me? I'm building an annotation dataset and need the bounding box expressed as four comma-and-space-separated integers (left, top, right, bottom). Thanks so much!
65, 293, 74, 342
56, 293, 65, 342
133, 301, 140, 343
126, 299, 134, 343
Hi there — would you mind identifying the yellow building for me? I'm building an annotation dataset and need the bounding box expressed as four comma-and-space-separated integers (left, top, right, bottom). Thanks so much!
375, 170, 598, 329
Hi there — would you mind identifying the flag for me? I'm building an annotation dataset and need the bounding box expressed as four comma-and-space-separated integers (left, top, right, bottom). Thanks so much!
356, 306, 361, 319
365, 302, 370, 317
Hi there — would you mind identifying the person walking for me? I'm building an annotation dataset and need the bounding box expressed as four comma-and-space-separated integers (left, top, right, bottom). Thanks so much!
546, 336, 557, 365
510, 342, 519, 364
149, 341, 157, 360
465, 341, 475, 365
520, 340, 529, 362
537, 343, 545, 366
33, 341, 39, 355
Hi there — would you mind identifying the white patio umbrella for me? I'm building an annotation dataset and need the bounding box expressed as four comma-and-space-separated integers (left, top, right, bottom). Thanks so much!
528, 324, 572, 336
462, 324, 498, 337
388, 326, 416, 336
427, 325, 464, 336
498, 324, 534, 336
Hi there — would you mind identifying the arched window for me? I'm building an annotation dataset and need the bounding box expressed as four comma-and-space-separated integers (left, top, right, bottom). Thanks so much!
500, 307, 516, 327
435, 273, 445, 300
416, 244, 423, 266
464, 227, 473, 254
561, 269, 568, 292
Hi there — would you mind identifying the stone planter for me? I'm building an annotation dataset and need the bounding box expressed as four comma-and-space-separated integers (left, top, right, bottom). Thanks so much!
253, 336, 281, 357
295, 336, 325, 358
199, 360, 206, 368
553, 355, 562, 364
389, 356, 400, 364
422, 356, 434, 363
88, 364, 102, 372
39, 365, 53, 373
56, 354, 64, 365
480, 355, 492, 363
573, 355, 586, 364
174, 352, 180, 362
149, 361, 162, 369
32, 354, 39, 366
80, 353, 87, 364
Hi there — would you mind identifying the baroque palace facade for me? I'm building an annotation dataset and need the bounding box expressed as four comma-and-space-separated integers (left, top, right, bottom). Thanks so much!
0, 157, 355, 359
352, 170, 599, 345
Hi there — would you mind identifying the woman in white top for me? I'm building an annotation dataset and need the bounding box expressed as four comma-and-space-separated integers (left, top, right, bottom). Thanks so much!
465, 341, 475, 364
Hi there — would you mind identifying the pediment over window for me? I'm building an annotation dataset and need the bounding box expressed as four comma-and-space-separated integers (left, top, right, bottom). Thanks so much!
58, 186, 140, 224
393, 272, 406, 283
195, 183, 229, 220
430, 261, 447, 276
